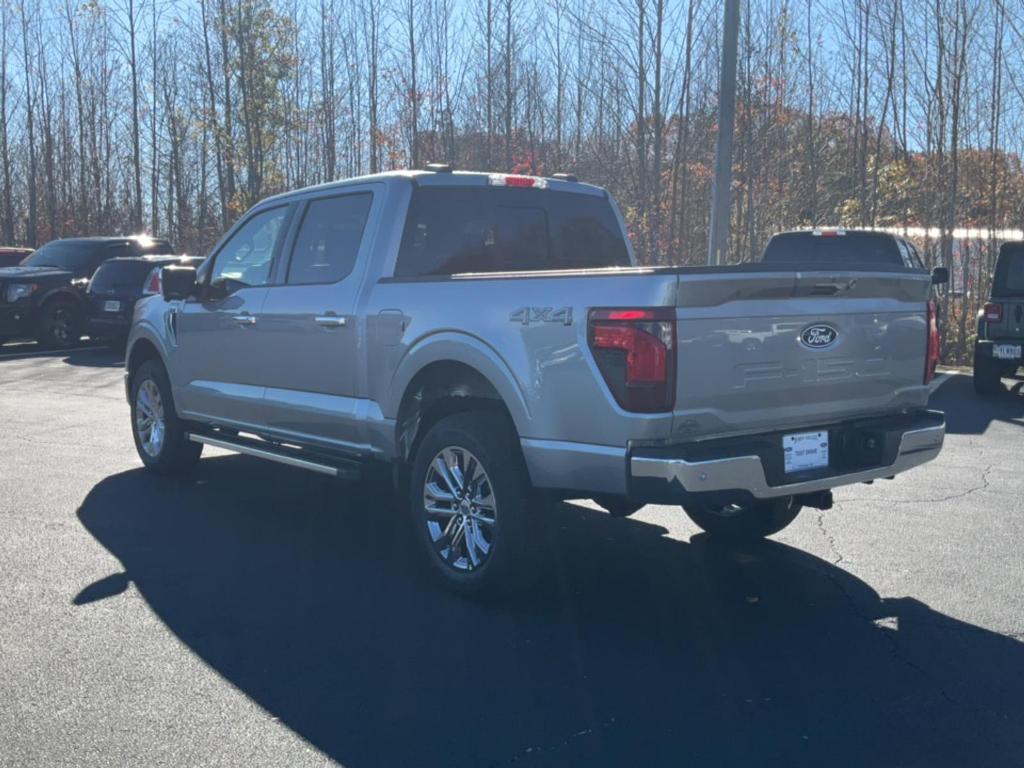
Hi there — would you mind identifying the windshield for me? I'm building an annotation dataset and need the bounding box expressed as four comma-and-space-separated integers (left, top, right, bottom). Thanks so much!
22, 242, 100, 271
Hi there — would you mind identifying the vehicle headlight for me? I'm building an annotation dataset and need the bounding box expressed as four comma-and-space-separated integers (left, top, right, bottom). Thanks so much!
5, 283, 37, 302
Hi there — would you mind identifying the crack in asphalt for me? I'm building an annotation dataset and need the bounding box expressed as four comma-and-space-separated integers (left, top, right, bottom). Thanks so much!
839, 464, 994, 505
815, 503, 846, 566
498, 716, 617, 766
812, 502, 1013, 720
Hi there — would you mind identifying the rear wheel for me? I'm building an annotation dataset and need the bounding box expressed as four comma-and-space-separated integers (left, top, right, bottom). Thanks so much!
973, 354, 1003, 395
36, 297, 82, 349
409, 411, 535, 598
683, 497, 802, 542
130, 360, 202, 475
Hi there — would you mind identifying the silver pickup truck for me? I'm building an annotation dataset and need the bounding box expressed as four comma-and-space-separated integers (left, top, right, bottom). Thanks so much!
125, 169, 945, 596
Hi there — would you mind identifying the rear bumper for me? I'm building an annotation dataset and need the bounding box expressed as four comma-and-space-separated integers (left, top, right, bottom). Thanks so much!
629, 409, 944, 505
86, 315, 131, 338
86, 296, 135, 339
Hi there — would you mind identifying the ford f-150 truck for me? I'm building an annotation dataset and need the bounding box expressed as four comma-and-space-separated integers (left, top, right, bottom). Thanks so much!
125, 169, 946, 596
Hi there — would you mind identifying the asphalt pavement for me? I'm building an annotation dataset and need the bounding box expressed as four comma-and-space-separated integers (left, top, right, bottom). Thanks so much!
1, 344, 1022, 767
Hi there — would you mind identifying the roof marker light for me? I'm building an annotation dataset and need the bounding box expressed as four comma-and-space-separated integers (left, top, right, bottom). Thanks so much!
488, 174, 548, 189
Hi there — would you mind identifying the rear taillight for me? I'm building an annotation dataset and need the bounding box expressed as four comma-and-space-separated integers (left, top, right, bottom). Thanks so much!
984, 303, 1003, 323
925, 300, 940, 384
588, 308, 676, 412
142, 266, 162, 296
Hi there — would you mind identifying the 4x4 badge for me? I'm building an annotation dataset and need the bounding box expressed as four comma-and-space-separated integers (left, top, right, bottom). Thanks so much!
509, 306, 573, 326
800, 324, 838, 349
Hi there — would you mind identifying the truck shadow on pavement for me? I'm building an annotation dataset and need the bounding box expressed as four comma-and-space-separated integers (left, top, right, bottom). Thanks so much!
76, 457, 1024, 768
932, 371, 1024, 434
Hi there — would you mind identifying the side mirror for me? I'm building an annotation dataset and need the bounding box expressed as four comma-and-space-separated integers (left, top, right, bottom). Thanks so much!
161, 265, 198, 301
931, 266, 949, 285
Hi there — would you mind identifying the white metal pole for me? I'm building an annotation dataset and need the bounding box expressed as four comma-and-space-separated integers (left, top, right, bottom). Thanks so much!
708, 0, 740, 265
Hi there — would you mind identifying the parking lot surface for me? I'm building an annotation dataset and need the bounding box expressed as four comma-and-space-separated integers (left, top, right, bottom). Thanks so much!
1, 345, 1022, 767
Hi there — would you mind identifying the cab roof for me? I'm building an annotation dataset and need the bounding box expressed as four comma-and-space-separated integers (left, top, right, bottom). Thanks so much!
259, 169, 605, 207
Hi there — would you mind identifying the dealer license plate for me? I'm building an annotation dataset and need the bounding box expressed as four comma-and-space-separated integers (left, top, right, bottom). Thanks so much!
783, 431, 829, 473
993, 343, 1022, 360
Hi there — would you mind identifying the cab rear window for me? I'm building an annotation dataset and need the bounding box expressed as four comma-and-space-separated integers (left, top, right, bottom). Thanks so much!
395, 186, 630, 277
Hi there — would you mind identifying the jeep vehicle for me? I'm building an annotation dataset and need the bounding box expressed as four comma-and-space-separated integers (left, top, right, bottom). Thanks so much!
86, 254, 202, 344
125, 169, 946, 596
0, 236, 174, 347
974, 241, 1024, 394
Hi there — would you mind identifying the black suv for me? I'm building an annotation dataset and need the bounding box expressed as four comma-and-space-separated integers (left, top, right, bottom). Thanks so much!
86, 254, 202, 343
0, 236, 173, 347
974, 242, 1024, 394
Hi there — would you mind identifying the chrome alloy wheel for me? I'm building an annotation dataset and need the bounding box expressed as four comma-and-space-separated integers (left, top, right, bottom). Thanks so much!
423, 447, 497, 571
135, 378, 166, 458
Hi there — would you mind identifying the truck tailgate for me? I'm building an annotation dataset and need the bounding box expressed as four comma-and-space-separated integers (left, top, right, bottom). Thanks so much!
671, 269, 933, 441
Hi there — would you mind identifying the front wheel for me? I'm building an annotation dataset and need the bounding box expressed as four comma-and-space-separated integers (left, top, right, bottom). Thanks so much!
409, 411, 535, 598
36, 297, 82, 348
130, 360, 202, 475
683, 497, 802, 542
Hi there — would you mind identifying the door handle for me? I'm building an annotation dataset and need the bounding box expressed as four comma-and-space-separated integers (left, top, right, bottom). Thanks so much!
233, 313, 256, 326
314, 315, 347, 328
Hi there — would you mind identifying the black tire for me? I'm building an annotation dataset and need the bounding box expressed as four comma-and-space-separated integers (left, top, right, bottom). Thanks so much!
408, 410, 535, 598
593, 495, 643, 518
683, 497, 802, 542
130, 359, 202, 476
36, 296, 82, 349
973, 354, 1003, 396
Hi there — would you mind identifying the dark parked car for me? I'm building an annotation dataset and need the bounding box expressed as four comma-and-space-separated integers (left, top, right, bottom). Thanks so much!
0, 247, 33, 268
761, 228, 927, 269
87, 254, 202, 343
0, 236, 174, 348
974, 242, 1024, 394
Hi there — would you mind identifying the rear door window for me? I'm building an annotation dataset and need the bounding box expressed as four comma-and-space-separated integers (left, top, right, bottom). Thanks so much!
395, 186, 629, 277
286, 193, 373, 285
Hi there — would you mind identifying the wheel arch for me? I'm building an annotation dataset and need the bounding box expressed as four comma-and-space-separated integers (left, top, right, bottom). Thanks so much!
36, 288, 84, 333
393, 348, 529, 463
126, 336, 166, 390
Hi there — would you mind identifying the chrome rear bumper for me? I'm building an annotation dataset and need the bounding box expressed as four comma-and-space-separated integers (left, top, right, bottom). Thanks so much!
631, 417, 944, 500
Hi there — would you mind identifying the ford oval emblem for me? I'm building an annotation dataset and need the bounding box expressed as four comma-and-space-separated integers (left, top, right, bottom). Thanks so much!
800, 324, 838, 349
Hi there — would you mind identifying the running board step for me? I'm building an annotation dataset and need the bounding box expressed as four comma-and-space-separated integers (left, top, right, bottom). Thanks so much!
188, 432, 361, 480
